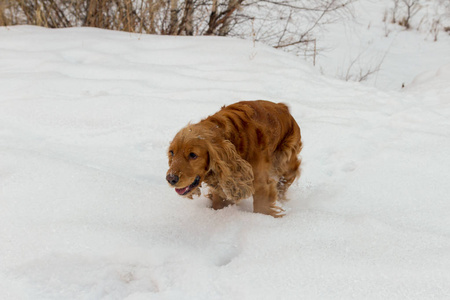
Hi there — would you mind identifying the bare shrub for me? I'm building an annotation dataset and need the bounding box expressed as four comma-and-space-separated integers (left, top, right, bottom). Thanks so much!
338, 46, 389, 83
383, 0, 450, 41
391, 0, 400, 23
426, 0, 450, 41
237, 0, 354, 56
430, 17, 440, 41
0, 0, 353, 59
398, 0, 421, 29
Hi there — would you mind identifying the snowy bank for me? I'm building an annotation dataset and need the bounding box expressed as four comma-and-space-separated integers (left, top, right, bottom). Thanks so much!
1, 26, 450, 299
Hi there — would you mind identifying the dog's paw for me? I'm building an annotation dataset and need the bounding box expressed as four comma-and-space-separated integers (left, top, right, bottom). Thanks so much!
255, 203, 286, 218
270, 204, 286, 218
187, 187, 201, 199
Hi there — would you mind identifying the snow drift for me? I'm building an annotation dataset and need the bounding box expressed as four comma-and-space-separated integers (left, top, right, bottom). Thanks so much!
1, 26, 450, 299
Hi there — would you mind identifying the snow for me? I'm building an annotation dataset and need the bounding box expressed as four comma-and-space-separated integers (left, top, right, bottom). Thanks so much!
317, 0, 450, 90
1, 13, 450, 300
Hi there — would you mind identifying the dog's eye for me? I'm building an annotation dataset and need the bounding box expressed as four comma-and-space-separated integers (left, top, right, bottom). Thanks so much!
169, 150, 174, 157
189, 152, 198, 160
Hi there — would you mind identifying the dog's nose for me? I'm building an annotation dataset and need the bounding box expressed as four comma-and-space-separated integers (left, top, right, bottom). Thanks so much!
166, 174, 179, 186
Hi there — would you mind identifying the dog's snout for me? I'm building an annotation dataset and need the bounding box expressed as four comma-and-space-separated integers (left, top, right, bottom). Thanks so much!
166, 174, 179, 186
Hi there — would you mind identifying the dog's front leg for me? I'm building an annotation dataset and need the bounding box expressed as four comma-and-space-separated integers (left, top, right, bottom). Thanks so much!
207, 189, 234, 210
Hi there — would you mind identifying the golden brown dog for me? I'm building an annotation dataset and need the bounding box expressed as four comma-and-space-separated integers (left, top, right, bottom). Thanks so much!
166, 100, 302, 217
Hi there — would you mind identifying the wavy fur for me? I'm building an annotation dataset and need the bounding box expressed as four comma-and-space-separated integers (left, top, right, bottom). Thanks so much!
166, 100, 302, 217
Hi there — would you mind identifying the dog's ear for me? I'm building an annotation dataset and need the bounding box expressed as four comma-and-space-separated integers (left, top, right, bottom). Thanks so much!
207, 139, 254, 201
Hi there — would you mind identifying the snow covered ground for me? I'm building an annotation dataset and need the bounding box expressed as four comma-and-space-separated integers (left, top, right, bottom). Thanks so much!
1, 22, 450, 300
317, 0, 450, 90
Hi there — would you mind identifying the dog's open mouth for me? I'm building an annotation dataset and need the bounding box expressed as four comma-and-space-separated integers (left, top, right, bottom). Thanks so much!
175, 176, 200, 196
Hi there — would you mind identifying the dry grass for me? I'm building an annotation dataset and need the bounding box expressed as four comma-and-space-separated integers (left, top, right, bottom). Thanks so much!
0, 0, 181, 34
0, 0, 245, 35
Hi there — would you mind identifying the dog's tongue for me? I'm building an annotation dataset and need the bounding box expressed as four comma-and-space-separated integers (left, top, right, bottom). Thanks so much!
175, 186, 190, 195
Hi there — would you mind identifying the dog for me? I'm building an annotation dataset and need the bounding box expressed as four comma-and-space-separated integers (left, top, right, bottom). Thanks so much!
166, 100, 302, 217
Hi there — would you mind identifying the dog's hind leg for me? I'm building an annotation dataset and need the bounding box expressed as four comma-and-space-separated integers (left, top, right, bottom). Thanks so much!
276, 153, 301, 202
274, 132, 302, 202
253, 168, 285, 218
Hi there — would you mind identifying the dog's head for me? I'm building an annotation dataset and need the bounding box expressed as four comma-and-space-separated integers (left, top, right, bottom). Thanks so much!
166, 124, 254, 200
166, 125, 210, 198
